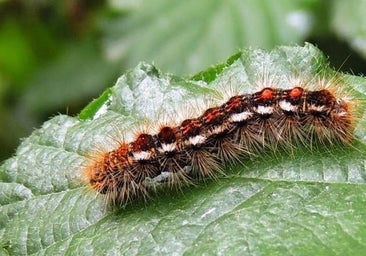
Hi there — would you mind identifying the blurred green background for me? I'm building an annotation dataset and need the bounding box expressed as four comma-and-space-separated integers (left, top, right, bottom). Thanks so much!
1, 0, 366, 161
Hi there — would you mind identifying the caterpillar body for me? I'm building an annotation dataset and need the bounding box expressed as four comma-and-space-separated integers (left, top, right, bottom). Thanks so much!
85, 75, 356, 206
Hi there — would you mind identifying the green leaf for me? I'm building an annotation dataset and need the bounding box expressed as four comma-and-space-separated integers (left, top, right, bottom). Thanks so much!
103, 0, 317, 75
1, 44, 366, 255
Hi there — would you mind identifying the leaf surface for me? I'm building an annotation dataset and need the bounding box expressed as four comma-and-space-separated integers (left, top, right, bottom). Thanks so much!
1, 44, 366, 255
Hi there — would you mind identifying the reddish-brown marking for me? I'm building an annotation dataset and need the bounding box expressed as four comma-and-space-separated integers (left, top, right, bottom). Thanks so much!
259, 88, 274, 100
102, 144, 129, 168
131, 133, 155, 152
181, 119, 201, 137
289, 87, 303, 98
202, 107, 224, 125
225, 96, 246, 113
158, 126, 176, 144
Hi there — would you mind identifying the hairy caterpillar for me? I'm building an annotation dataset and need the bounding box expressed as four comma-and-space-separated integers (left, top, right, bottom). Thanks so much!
82, 47, 359, 207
